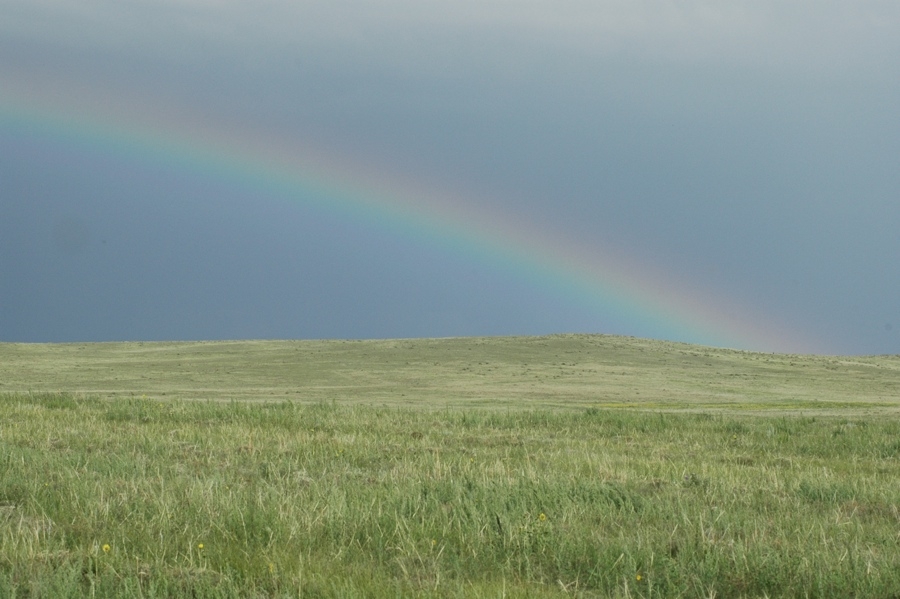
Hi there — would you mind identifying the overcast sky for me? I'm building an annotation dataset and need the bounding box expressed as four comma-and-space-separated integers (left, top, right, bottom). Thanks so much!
2, 1, 898, 354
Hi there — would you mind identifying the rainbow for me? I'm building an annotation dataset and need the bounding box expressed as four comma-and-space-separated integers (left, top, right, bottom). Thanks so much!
0, 81, 816, 352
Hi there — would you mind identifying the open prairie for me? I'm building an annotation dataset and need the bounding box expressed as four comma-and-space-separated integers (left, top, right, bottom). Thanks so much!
2, 335, 900, 597
2, 334, 899, 413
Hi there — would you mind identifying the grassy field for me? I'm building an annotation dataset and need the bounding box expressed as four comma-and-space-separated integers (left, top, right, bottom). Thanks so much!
1, 335, 900, 597
2, 334, 899, 412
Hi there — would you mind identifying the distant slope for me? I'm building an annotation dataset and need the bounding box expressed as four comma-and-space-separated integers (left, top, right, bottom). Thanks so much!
1, 335, 898, 413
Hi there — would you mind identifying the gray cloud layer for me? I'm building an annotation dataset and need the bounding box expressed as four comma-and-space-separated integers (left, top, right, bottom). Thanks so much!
2, 1, 899, 353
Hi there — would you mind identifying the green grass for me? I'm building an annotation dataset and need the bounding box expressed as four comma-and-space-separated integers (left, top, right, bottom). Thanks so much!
1, 335, 900, 597
2, 335, 899, 412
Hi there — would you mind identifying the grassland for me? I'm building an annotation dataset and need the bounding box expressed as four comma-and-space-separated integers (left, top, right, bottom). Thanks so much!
1, 335, 900, 597
2, 335, 899, 413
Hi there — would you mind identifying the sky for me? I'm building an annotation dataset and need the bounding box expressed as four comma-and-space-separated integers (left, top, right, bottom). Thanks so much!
1, 1, 898, 355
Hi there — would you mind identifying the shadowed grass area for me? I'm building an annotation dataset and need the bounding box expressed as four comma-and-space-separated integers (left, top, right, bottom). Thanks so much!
2, 392, 900, 597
